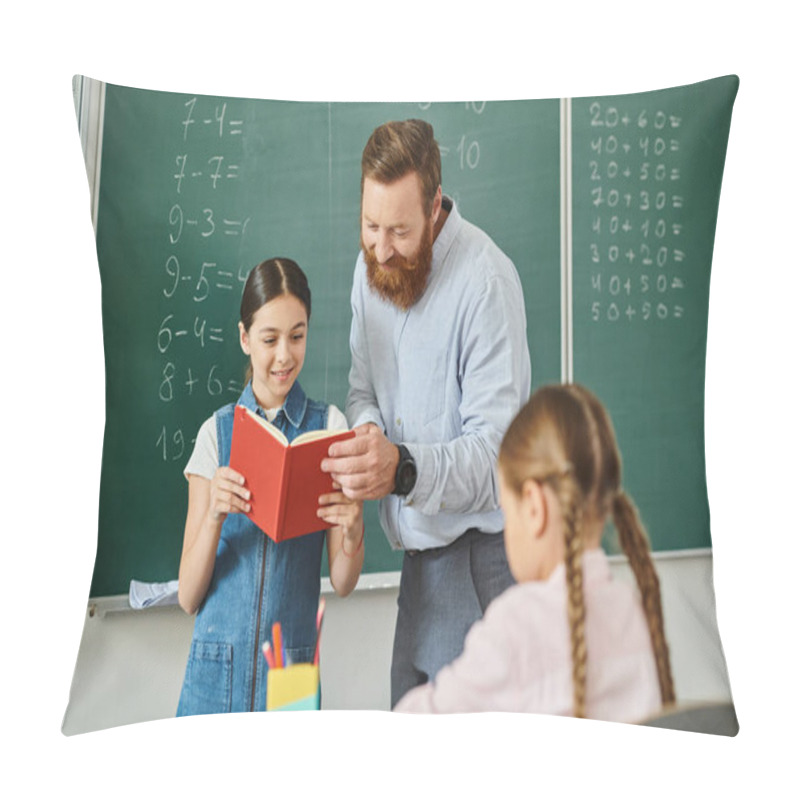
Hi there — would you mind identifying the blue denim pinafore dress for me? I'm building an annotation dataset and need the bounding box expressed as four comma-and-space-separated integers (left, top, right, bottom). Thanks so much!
176, 381, 328, 716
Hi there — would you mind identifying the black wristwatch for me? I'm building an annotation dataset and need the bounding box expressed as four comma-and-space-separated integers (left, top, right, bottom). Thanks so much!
393, 444, 417, 497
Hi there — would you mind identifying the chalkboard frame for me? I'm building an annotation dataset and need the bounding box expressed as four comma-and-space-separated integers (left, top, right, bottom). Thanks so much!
78, 75, 738, 599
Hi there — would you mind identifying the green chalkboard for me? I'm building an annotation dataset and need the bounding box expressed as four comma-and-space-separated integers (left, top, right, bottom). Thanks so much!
90, 86, 561, 597
570, 76, 738, 553
88, 76, 735, 598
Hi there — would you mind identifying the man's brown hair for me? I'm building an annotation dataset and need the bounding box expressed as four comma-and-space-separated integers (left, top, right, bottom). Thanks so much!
361, 119, 441, 215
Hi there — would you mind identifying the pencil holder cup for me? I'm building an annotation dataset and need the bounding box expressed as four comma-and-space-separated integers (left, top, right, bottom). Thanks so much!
267, 663, 320, 711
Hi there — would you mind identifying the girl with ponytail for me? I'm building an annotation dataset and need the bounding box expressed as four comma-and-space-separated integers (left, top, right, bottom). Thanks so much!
395, 383, 674, 721
176, 258, 364, 717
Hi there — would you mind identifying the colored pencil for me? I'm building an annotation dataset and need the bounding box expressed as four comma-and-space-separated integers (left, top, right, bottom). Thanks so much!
272, 621, 284, 668
262, 641, 276, 669
313, 597, 326, 665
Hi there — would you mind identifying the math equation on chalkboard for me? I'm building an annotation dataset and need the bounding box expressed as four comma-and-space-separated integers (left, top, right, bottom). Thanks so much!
155, 97, 251, 463
580, 100, 687, 325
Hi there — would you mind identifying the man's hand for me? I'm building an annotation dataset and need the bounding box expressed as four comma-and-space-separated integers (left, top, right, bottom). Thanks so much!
321, 423, 400, 501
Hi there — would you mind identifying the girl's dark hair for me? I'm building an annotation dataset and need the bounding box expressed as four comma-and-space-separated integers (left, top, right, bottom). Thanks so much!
240, 258, 311, 386
498, 383, 675, 719
240, 257, 311, 331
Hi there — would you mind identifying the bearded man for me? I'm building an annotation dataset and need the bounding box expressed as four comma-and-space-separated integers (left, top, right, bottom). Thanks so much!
321, 119, 531, 708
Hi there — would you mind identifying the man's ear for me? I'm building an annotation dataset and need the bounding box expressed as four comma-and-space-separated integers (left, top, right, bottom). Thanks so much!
520, 478, 548, 539
238, 321, 250, 356
430, 185, 443, 223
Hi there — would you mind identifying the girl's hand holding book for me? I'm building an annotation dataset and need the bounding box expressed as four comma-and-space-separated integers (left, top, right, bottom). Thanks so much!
207, 466, 252, 524
320, 483, 364, 597
317, 485, 363, 550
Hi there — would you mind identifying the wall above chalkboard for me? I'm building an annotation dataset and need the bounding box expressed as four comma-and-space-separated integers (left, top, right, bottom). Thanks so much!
79, 75, 738, 598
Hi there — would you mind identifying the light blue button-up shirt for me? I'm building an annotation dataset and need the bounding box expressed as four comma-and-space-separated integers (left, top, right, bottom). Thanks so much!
346, 197, 531, 551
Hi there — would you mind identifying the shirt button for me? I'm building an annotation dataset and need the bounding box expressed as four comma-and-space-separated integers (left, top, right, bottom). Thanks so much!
396, 417, 402, 427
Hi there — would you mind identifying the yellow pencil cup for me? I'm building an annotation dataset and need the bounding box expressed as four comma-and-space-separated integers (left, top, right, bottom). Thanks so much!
267, 663, 320, 711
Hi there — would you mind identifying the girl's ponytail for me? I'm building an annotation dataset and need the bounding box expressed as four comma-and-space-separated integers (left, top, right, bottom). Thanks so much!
499, 383, 676, 718
612, 490, 675, 706
558, 475, 588, 719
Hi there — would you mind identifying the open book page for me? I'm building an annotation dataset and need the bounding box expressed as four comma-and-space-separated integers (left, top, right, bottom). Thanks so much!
241, 407, 349, 447
231, 404, 355, 541
292, 427, 351, 446
241, 406, 289, 446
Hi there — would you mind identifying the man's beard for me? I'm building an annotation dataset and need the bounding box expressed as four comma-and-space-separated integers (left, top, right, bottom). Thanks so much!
363, 220, 433, 311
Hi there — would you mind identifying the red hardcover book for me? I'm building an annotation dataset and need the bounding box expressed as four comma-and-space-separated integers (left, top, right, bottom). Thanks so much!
229, 405, 355, 542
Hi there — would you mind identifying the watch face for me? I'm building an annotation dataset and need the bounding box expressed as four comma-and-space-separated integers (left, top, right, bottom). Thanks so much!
398, 461, 416, 493
397, 463, 411, 494
394, 446, 417, 496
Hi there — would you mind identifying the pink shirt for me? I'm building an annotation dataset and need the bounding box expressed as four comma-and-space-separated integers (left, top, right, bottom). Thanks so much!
394, 549, 662, 722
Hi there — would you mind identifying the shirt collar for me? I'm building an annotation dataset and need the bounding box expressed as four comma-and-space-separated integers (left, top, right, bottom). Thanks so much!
239, 380, 308, 429
281, 380, 309, 428
432, 194, 460, 265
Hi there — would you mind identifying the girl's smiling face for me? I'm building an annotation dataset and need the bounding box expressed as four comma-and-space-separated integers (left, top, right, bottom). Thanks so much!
239, 293, 308, 410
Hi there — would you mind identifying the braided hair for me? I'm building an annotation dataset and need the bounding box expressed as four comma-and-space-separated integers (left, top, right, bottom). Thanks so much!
498, 383, 675, 717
